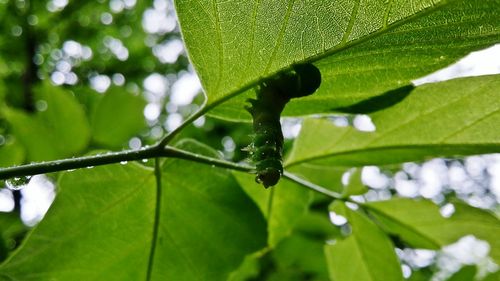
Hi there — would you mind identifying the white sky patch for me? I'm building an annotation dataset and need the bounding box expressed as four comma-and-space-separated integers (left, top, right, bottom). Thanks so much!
331, 116, 349, 127
419, 159, 448, 199
0, 188, 15, 212
47, 0, 68, 12
353, 114, 376, 132
104, 36, 128, 61
362, 166, 390, 189
144, 103, 161, 121
20, 175, 56, 227
143, 73, 168, 101
153, 39, 184, 64
90, 74, 111, 93
433, 236, 496, 281
222, 136, 236, 152
170, 72, 201, 106
329, 211, 348, 226
439, 203, 455, 218
394, 171, 419, 197
142, 1, 176, 35
486, 154, 500, 201
128, 137, 142, 150
282, 118, 302, 139
165, 113, 183, 132
413, 44, 500, 86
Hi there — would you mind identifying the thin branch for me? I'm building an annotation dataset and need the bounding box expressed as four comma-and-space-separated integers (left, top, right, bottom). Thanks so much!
0, 147, 161, 180
165, 146, 255, 172
0, 144, 254, 180
283, 171, 343, 199
157, 107, 206, 147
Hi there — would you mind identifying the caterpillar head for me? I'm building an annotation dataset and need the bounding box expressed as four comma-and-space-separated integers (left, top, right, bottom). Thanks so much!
255, 167, 281, 188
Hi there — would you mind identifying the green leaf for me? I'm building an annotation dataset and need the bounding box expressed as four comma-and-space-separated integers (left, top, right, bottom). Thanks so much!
272, 233, 330, 280
91, 87, 147, 149
0, 211, 27, 262
151, 140, 267, 280
234, 171, 312, 247
445, 266, 477, 281
287, 164, 346, 194
325, 201, 404, 281
0, 163, 156, 280
365, 198, 500, 263
341, 168, 368, 197
0, 144, 267, 280
0, 138, 25, 168
482, 270, 500, 281
176, 0, 500, 121
228, 254, 261, 281
2, 83, 91, 162
286, 75, 500, 167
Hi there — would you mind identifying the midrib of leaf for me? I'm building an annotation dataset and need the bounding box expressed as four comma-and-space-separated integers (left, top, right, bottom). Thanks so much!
146, 159, 162, 281
285, 143, 500, 168
363, 205, 441, 249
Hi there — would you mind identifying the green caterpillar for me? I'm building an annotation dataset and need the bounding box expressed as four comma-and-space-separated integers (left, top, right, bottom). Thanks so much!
246, 64, 321, 188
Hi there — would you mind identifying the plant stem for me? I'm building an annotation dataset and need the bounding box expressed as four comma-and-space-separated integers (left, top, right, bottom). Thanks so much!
283, 171, 343, 199
165, 146, 255, 172
0, 145, 254, 180
0, 147, 161, 180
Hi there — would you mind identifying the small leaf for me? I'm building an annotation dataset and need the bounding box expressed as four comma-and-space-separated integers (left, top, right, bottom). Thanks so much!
91, 87, 147, 148
273, 233, 330, 280
287, 163, 346, 194
365, 198, 500, 263
0, 138, 25, 168
341, 168, 368, 197
325, 201, 403, 281
3, 83, 90, 161
445, 265, 477, 281
482, 270, 500, 281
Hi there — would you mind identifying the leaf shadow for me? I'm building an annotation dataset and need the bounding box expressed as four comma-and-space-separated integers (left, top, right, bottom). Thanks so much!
333, 84, 415, 114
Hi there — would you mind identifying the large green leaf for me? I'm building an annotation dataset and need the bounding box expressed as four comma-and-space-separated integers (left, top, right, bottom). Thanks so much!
365, 198, 500, 263
0, 163, 156, 280
175, 0, 500, 121
286, 75, 500, 168
325, 201, 403, 281
2, 83, 91, 162
150, 141, 267, 280
234, 171, 312, 247
0, 143, 267, 280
